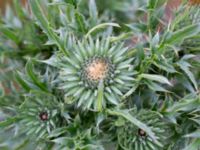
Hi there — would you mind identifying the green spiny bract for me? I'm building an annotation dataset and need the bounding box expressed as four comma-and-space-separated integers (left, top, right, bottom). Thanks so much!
116, 109, 170, 150
59, 37, 134, 111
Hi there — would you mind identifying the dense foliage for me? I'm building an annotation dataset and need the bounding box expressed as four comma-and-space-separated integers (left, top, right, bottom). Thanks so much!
0, 0, 200, 149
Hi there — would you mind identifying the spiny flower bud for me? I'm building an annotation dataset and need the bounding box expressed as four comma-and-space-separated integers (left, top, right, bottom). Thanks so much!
117, 109, 171, 150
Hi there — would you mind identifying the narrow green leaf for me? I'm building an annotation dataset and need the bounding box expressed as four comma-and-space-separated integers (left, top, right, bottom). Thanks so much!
97, 80, 104, 112
85, 23, 120, 38
165, 24, 200, 45
25, 61, 48, 92
184, 130, 200, 138
48, 127, 69, 138
109, 32, 133, 43
13, 0, 26, 19
153, 61, 176, 73
151, 32, 160, 46
140, 74, 172, 85
0, 27, 19, 43
52, 137, 73, 145
0, 117, 19, 128
75, 11, 87, 33
122, 83, 139, 99
148, 0, 158, 9
29, 0, 68, 55
177, 60, 198, 91
15, 71, 31, 91
166, 98, 200, 113
145, 80, 168, 92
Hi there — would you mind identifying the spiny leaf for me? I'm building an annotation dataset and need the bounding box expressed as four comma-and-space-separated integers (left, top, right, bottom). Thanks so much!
139, 74, 172, 85
75, 11, 87, 33
165, 24, 200, 45
0, 117, 20, 128
122, 83, 139, 99
177, 60, 198, 91
29, 0, 68, 55
15, 71, 31, 91
145, 80, 169, 92
48, 127, 69, 138
25, 60, 48, 92
166, 98, 200, 113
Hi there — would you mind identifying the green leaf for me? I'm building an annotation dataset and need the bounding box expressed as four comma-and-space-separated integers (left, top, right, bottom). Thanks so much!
85, 23, 120, 38
25, 60, 48, 92
0, 117, 20, 128
0, 27, 19, 43
96, 80, 104, 112
48, 127, 69, 138
15, 71, 31, 91
151, 32, 160, 46
89, 0, 98, 23
122, 83, 139, 99
177, 60, 198, 91
52, 137, 73, 145
166, 98, 200, 113
13, 0, 26, 20
153, 61, 176, 73
75, 11, 87, 33
145, 80, 169, 92
184, 130, 200, 138
148, 0, 158, 9
109, 32, 133, 43
64, 0, 77, 7
29, 0, 68, 55
140, 74, 172, 85
107, 109, 162, 147
165, 24, 200, 45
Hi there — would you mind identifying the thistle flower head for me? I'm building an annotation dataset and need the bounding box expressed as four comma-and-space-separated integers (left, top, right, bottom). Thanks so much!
81, 56, 114, 88
59, 37, 135, 111
20, 93, 61, 138
117, 109, 170, 150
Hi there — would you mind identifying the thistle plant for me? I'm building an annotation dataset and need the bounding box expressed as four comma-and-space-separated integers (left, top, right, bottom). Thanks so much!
0, 0, 200, 150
